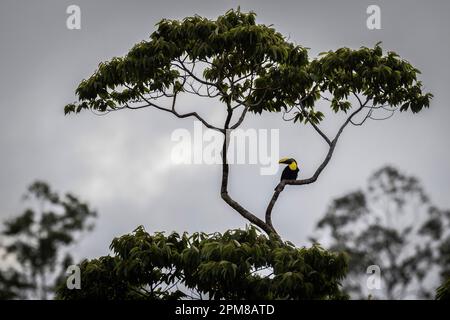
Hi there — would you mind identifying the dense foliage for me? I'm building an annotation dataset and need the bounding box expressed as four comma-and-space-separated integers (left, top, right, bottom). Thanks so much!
57, 226, 348, 300
436, 278, 450, 300
64, 9, 431, 120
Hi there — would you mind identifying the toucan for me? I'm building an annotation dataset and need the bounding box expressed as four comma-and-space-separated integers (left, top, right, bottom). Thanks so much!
278, 158, 299, 182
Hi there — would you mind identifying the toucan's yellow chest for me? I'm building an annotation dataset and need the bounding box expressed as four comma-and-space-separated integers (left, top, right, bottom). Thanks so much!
289, 162, 298, 171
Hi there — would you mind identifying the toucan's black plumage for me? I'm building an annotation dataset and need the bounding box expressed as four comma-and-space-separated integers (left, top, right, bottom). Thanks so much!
279, 158, 299, 182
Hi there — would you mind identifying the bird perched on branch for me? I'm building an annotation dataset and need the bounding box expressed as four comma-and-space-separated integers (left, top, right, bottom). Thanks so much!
278, 158, 299, 182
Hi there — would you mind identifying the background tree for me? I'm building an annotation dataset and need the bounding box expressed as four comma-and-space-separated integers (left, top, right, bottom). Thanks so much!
56, 225, 348, 300
0, 181, 97, 299
312, 166, 450, 299
0, 269, 31, 300
64, 8, 431, 239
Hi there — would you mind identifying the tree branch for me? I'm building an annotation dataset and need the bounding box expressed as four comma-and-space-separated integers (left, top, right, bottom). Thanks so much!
297, 102, 331, 146
124, 90, 225, 133
220, 105, 278, 238
174, 59, 216, 87
265, 99, 368, 230
230, 106, 248, 129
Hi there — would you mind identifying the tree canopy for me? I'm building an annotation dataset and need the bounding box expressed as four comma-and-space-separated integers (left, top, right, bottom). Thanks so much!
64, 8, 432, 239
64, 9, 431, 117
56, 225, 348, 300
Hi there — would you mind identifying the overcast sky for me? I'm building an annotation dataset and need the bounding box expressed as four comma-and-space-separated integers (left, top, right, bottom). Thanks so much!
0, 0, 449, 261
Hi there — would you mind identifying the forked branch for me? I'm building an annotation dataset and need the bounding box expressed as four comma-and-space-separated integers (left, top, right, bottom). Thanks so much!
265, 99, 368, 231
220, 106, 279, 237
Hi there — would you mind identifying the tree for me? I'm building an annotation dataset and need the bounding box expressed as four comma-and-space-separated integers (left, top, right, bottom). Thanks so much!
436, 278, 450, 300
56, 225, 348, 300
64, 8, 432, 239
312, 166, 450, 299
0, 181, 97, 299
0, 269, 31, 300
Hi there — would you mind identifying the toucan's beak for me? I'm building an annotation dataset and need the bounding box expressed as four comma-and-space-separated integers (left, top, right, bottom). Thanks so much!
278, 158, 289, 164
